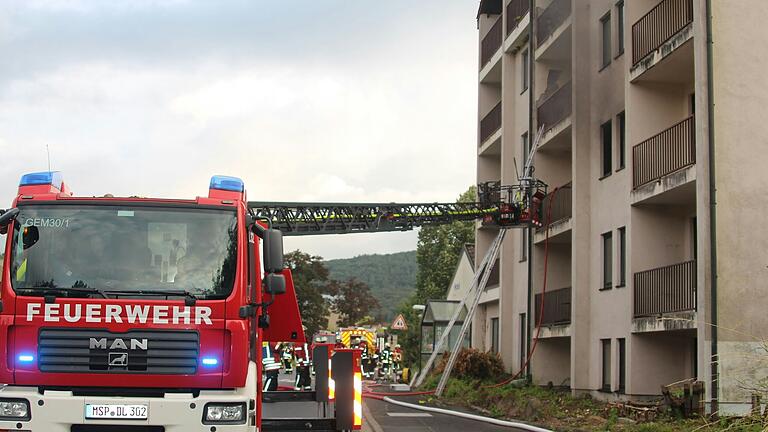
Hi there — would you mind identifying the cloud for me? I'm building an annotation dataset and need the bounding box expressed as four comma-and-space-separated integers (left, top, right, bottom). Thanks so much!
0, 0, 479, 259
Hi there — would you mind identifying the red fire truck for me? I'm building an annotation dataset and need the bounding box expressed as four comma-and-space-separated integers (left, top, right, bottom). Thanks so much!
0, 172, 361, 431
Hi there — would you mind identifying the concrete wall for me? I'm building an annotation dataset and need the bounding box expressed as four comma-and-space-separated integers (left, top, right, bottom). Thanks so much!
710, 0, 768, 413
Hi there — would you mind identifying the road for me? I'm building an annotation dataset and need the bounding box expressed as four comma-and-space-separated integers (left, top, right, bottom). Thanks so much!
264, 372, 528, 432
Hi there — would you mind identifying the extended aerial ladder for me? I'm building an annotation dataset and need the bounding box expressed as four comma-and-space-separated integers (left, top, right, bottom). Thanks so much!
249, 128, 547, 396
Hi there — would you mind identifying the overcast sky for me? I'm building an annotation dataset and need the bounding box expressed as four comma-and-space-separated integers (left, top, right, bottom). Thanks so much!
0, 0, 478, 259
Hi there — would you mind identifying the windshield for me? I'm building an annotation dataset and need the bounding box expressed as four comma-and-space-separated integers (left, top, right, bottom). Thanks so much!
11, 204, 238, 299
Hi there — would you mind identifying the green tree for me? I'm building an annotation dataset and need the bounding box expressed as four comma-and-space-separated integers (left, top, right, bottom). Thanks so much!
397, 186, 477, 368
330, 278, 380, 327
414, 186, 476, 303
284, 250, 332, 337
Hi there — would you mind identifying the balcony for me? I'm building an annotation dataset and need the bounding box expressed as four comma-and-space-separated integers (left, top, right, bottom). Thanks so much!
535, 183, 572, 243
479, 102, 502, 153
535, 286, 571, 327
633, 260, 696, 318
535, 0, 571, 60
507, 0, 530, 36
481, 17, 503, 69
537, 81, 571, 134
630, 0, 694, 82
632, 116, 696, 192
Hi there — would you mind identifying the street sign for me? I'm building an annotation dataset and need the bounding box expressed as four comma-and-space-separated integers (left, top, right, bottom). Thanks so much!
391, 314, 408, 331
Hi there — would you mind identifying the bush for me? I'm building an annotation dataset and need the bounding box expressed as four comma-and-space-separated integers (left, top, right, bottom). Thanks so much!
434, 348, 505, 381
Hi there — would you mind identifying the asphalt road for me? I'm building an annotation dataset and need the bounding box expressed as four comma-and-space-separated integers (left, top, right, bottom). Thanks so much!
263, 372, 528, 432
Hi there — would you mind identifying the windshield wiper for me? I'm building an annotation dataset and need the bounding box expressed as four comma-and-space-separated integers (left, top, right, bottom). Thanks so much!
18, 286, 108, 301
103, 289, 198, 306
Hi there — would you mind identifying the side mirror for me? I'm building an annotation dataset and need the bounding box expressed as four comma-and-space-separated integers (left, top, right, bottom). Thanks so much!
264, 273, 286, 295
263, 228, 284, 274
0, 208, 20, 227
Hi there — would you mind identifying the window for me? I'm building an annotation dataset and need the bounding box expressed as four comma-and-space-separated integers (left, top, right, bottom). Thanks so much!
689, 93, 696, 115
616, 1, 625, 56
618, 227, 626, 287
601, 339, 612, 391
521, 49, 530, 92
617, 111, 626, 170
601, 120, 612, 177
490, 317, 500, 353
519, 313, 527, 370
11, 205, 238, 299
618, 338, 626, 393
520, 131, 530, 262
600, 12, 612, 68
602, 231, 613, 289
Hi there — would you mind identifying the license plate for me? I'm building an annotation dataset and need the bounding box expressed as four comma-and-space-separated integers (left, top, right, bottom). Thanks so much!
85, 404, 148, 420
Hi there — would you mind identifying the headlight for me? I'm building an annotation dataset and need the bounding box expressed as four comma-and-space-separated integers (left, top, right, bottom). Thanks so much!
0, 399, 30, 420
203, 403, 245, 424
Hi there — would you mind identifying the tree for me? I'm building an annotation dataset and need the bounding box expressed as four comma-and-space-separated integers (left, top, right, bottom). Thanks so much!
414, 186, 476, 303
397, 186, 477, 368
331, 278, 380, 327
284, 250, 332, 337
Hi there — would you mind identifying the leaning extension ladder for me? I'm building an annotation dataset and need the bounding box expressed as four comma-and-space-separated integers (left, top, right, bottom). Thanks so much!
414, 228, 507, 394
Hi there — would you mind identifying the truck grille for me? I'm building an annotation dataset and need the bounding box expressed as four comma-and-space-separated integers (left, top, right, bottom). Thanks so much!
39, 328, 199, 375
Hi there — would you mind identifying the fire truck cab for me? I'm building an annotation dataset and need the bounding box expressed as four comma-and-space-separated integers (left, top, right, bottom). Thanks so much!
0, 172, 360, 431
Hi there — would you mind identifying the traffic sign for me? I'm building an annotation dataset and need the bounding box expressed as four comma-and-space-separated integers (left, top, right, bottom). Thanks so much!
391, 314, 408, 331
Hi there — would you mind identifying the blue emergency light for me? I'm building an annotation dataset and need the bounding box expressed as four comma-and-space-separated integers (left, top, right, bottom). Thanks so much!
202, 357, 219, 366
209, 175, 244, 193
19, 171, 63, 189
17, 354, 34, 363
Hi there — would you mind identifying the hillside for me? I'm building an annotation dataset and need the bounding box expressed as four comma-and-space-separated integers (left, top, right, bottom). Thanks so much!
325, 251, 417, 322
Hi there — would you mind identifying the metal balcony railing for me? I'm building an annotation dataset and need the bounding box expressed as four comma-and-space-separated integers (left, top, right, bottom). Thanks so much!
536, 0, 571, 48
632, 116, 695, 189
634, 260, 696, 317
540, 182, 572, 226
481, 17, 504, 68
536, 81, 572, 130
632, 0, 694, 65
479, 102, 502, 144
507, 0, 530, 35
535, 287, 571, 326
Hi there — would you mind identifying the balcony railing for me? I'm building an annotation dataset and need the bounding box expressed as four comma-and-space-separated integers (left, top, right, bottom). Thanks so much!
540, 182, 572, 226
479, 102, 502, 144
481, 17, 504, 67
632, 0, 694, 65
487, 259, 500, 287
632, 116, 695, 189
537, 81, 571, 130
507, 0, 530, 35
634, 260, 696, 317
535, 287, 571, 326
536, 0, 571, 48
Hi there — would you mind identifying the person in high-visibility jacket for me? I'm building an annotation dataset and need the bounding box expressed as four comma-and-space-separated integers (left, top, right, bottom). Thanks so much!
293, 343, 312, 391
280, 343, 294, 374
359, 341, 373, 380
262, 342, 282, 391
381, 343, 392, 377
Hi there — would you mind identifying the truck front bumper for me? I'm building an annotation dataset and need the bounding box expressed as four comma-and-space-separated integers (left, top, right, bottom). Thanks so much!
0, 364, 258, 432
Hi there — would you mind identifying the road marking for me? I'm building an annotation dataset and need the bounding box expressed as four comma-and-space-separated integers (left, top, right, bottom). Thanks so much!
386, 412, 433, 418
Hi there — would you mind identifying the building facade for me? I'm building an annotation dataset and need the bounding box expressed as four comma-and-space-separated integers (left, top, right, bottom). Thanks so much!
473, 0, 768, 414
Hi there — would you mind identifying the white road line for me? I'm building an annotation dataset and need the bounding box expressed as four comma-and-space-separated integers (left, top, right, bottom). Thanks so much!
386, 412, 433, 418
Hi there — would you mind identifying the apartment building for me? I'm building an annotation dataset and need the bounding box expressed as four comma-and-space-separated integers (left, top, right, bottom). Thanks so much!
473, 0, 768, 414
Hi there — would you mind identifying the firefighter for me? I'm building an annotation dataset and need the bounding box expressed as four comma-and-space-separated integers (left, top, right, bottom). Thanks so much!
393, 344, 403, 380
281, 343, 294, 374
372, 348, 380, 380
293, 342, 312, 391
262, 342, 281, 391
381, 343, 392, 378
359, 341, 372, 380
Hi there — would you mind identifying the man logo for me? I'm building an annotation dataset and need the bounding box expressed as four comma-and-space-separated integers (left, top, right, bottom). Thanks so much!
109, 352, 128, 367
89, 337, 148, 351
